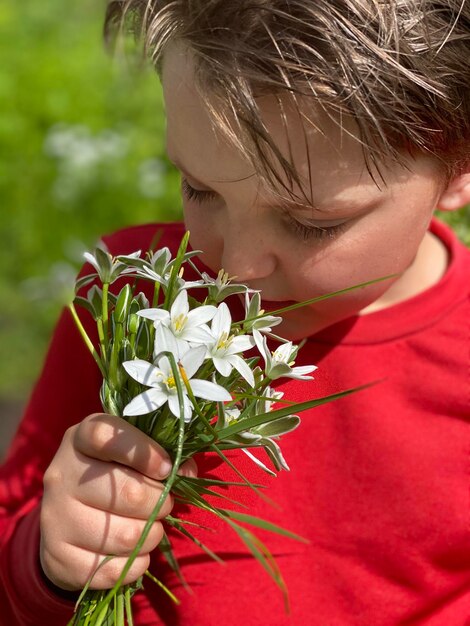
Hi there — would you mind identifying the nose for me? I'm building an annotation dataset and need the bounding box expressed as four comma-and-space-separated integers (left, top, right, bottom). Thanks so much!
219, 219, 277, 283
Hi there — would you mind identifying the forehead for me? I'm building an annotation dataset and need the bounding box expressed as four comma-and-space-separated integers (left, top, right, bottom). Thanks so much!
161, 42, 411, 209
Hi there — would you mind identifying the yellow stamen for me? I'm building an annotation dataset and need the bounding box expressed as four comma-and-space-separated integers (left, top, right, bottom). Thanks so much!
173, 313, 187, 333
179, 365, 190, 387
216, 331, 232, 351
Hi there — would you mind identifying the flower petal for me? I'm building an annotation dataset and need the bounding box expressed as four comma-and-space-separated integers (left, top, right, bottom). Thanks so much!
168, 391, 193, 422
253, 329, 271, 367
190, 379, 232, 402
83, 252, 100, 272
181, 346, 206, 378
137, 308, 169, 323
170, 289, 189, 318
212, 356, 233, 378
123, 388, 167, 416
285, 365, 316, 380
227, 354, 255, 386
211, 302, 231, 337
225, 334, 255, 355
122, 359, 161, 387
187, 305, 217, 327
155, 324, 186, 361
273, 341, 293, 363
182, 325, 213, 344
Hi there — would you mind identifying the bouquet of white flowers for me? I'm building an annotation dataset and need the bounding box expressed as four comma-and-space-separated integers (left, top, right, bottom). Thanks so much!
67, 231, 359, 626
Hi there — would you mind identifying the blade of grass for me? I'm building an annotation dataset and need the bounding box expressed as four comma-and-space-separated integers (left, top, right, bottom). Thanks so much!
217, 383, 374, 440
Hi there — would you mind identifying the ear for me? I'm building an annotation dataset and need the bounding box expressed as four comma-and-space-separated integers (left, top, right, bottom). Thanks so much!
437, 171, 470, 211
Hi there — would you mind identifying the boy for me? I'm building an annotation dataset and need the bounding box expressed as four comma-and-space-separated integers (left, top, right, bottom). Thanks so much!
1, 1, 469, 624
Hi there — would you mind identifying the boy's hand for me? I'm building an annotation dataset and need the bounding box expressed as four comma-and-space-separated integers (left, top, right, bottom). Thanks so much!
39, 413, 196, 591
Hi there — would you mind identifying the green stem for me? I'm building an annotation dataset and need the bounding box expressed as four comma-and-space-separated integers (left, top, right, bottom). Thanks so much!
124, 587, 134, 626
109, 322, 124, 388
91, 354, 187, 624
116, 590, 124, 625
144, 570, 180, 605
233, 275, 397, 328
163, 232, 190, 309
152, 281, 161, 308
68, 303, 106, 378
102, 283, 110, 344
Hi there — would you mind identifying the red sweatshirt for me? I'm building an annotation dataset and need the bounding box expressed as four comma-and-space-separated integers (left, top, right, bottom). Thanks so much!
0, 219, 469, 625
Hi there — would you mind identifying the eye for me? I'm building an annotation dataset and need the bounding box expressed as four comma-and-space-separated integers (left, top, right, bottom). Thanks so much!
284, 213, 347, 241
181, 178, 217, 204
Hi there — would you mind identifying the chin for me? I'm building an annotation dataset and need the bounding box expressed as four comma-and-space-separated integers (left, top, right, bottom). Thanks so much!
274, 314, 321, 342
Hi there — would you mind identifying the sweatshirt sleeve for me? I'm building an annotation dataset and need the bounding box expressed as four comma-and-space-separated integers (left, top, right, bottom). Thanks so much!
0, 307, 103, 625
0, 222, 183, 625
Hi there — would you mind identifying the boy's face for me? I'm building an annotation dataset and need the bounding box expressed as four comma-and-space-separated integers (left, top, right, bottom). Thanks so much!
162, 44, 448, 340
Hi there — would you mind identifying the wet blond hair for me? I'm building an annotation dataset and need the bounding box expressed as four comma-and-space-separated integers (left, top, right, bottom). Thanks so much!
105, 0, 470, 197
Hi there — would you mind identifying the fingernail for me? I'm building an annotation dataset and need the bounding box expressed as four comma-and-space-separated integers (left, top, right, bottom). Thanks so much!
160, 459, 172, 478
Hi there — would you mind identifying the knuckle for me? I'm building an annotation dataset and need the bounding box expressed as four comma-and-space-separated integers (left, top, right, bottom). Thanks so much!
115, 522, 142, 552
121, 479, 148, 512
43, 465, 64, 491
102, 555, 149, 587
85, 419, 112, 451
100, 558, 125, 587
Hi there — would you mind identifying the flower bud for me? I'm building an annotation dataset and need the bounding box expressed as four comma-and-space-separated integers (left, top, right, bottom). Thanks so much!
114, 284, 132, 324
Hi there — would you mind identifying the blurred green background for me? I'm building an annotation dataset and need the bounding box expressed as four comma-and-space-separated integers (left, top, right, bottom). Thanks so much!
0, 0, 469, 453
0, 0, 182, 420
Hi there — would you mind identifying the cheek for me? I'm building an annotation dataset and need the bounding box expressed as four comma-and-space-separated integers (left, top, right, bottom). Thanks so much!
184, 208, 223, 272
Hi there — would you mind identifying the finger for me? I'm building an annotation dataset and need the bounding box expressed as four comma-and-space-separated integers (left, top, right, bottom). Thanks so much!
72, 414, 173, 480
72, 457, 174, 520
42, 543, 151, 591
64, 504, 165, 557
178, 457, 198, 478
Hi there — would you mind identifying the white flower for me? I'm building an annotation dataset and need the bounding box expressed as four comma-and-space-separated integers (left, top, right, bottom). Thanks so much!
256, 386, 284, 414
243, 292, 282, 334
122, 345, 231, 422
128, 248, 204, 292
138, 265, 203, 291
200, 269, 252, 302
137, 290, 216, 352
253, 330, 317, 381
206, 302, 255, 385
83, 245, 141, 284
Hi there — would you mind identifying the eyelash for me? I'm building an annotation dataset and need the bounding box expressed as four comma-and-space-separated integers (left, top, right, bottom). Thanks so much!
181, 178, 217, 203
284, 215, 346, 241
181, 178, 345, 241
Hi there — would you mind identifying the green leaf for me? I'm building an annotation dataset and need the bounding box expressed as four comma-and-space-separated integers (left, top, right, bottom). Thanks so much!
225, 521, 289, 610
254, 416, 300, 437
95, 246, 113, 277
87, 284, 104, 320
178, 476, 267, 490
74, 295, 98, 320
166, 518, 225, 564
217, 384, 373, 440
75, 273, 97, 293
158, 532, 188, 590
173, 476, 251, 509
114, 284, 132, 324
220, 509, 309, 543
